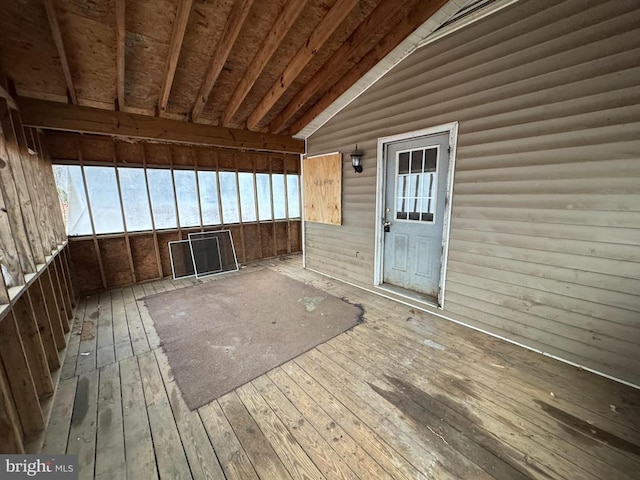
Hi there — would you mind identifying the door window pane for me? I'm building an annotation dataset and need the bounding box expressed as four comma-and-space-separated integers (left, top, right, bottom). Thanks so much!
238, 172, 257, 222
198, 171, 221, 226
219, 172, 239, 224
174, 170, 200, 227
256, 174, 272, 221
118, 167, 152, 232
147, 168, 177, 229
272, 174, 286, 219
84, 166, 124, 234
54, 165, 93, 236
286, 174, 300, 218
395, 147, 437, 222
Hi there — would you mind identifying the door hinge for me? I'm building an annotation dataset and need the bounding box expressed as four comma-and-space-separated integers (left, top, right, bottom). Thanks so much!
447, 145, 452, 154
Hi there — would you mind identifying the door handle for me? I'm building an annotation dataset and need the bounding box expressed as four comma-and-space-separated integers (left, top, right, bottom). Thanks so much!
383, 221, 391, 232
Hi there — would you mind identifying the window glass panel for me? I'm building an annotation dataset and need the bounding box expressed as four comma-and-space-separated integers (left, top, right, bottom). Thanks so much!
118, 167, 152, 232
238, 172, 257, 222
410, 150, 423, 173
425, 147, 437, 171
174, 170, 200, 227
398, 152, 410, 174
255, 174, 272, 221
84, 166, 124, 234
395, 148, 437, 222
286, 174, 300, 218
219, 172, 239, 223
54, 165, 93, 236
272, 174, 286, 219
147, 168, 177, 229
198, 171, 220, 226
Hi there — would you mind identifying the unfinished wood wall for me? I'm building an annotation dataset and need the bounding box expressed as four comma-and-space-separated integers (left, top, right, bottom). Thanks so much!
0, 95, 75, 454
46, 133, 302, 294
306, 0, 640, 386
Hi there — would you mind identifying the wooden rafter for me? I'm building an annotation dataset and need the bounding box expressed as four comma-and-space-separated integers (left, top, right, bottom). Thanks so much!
245, 0, 359, 131
43, 0, 77, 105
116, 0, 126, 110
191, 0, 254, 121
269, 0, 409, 134
288, 0, 449, 135
220, 0, 308, 127
159, 0, 194, 115
0, 85, 18, 111
19, 98, 305, 154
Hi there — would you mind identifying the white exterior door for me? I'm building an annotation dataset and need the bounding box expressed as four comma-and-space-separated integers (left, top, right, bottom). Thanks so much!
382, 132, 450, 301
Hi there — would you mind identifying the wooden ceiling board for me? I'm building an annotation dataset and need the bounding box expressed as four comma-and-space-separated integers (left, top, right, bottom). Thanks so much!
227, 0, 338, 129
0, 0, 68, 101
196, 0, 288, 124
166, 0, 248, 115
126, 0, 179, 41
124, 0, 179, 113
57, 9, 118, 109
124, 32, 170, 113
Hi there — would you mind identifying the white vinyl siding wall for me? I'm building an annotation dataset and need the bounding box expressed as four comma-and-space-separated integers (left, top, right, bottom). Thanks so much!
305, 0, 640, 386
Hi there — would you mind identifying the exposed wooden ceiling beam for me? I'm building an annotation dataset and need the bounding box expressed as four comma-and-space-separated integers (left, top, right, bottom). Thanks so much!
246, 0, 359, 131
43, 0, 78, 105
288, 0, 449, 135
158, 0, 194, 115
221, 0, 308, 127
116, 0, 126, 110
191, 0, 254, 121
18, 98, 304, 154
269, 0, 409, 134
0, 85, 18, 111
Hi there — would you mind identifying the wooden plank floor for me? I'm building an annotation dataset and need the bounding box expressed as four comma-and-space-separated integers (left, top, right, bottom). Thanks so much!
40, 255, 640, 479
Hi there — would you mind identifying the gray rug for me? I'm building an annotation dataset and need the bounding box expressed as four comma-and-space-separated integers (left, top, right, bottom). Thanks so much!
144, 269, 363, 410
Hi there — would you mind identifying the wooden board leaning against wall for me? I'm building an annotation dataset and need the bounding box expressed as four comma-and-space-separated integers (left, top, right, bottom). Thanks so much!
46, 132, 302, 295
0, 93, 76, 454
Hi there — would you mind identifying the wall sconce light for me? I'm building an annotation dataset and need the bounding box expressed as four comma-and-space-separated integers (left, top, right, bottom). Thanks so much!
350, 145, 363, 173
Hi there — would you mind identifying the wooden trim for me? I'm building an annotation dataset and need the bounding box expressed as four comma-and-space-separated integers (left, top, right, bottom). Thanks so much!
234, 170, 246, 263
116, 0, 126, 110
169, 151, 182, 240
113, 143, 137, 283
20, 98, 304, 154
78, 142, 107, 290
191, 0, 254, 121
269, 159, 277, 256
288, 0, 449, 135
43, 0, 77, 104
159, 0, 193, 115
246, 0, 359, 130
221, 0, 308, 126
193, 148, 204, 231
142, 147, 164, 278
251, 157, 263, 259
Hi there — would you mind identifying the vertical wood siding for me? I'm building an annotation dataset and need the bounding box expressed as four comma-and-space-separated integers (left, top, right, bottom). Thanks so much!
305, 0, 640, 386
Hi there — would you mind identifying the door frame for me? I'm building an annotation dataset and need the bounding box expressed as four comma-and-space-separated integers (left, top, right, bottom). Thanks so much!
374, 122, 458, 309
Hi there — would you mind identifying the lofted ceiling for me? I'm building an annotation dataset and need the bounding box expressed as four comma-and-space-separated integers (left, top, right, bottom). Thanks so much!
0, 0, 458, 143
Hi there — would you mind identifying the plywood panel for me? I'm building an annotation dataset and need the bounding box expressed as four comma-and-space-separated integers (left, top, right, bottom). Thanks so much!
69, 239, 103, 293
303, 152, 341, 225
130, 235, 161, 282
157, 231, 180, 278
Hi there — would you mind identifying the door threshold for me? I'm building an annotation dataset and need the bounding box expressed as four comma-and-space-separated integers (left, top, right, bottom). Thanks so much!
376, 283, 439, 309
